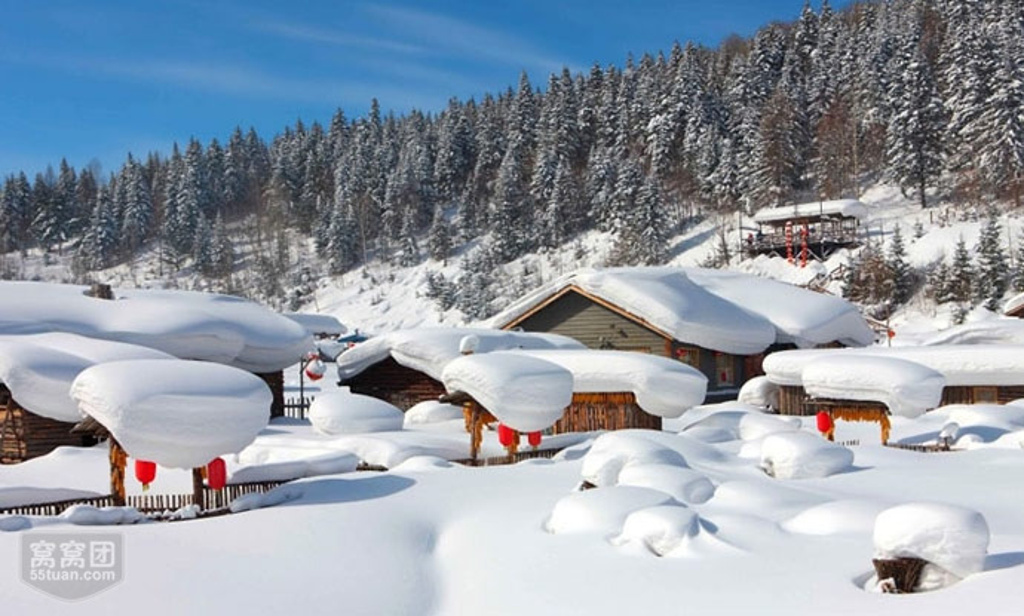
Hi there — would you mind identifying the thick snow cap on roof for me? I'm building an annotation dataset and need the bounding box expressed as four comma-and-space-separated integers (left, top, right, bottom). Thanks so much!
922, 317, 1024, 346
514, 350, 707, 418
1003, 292, 1024, 316
684, 268, 875, 348
764, 345, 1024, 407
336, 327, 585, 381
71, 359, 271, 468
802, 355, 945, 418
441, 351, 573, 432
282, 312, 347, 337
488, 268, 777, 355
752, 199, 868, 224
0, 282, 311, 373
0, 333, 175, 422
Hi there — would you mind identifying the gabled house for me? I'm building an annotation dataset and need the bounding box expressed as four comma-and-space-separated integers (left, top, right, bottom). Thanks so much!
486, 267, 874, 402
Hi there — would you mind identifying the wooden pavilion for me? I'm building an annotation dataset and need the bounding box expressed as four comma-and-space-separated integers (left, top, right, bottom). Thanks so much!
748, 199, 868, 262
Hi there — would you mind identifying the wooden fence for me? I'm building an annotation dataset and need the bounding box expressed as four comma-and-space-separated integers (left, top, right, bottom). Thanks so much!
283, 396, 313, 419
0, 480, 287, 518
884, 442, 954, 453
454, 448, 561, 467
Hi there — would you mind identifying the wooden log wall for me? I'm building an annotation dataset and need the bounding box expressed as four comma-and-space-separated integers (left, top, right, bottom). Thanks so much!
552, 392, 662, 433
1, 387, 90, 464
343, 357, 448, 410
777, 385, 810, 416
257, 370, 285, 418
940, 385, 1024, 406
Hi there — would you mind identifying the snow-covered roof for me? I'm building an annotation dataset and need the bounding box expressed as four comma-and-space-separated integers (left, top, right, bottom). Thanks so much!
487, 267, 872, 353
335, 327, 585, 382
441, 352, 574, 432
283, 312, 347, 337
920, 317, 1024, 346
0, 333, 175, 422
763, 345, 1024, 414
684, 268, 875, 348
801, 355, 945, 418
1003, 292, 1024, 317
752, 199, 869, 224
513, 350, 707, 418
71, 359, 271, 468
0, 281, 312, 373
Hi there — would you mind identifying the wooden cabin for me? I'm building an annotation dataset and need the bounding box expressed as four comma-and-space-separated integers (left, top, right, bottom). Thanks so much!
554, 392, 661, 433
748, 199, 867, 261
495, 285, 754, 402
777, 383, 1024, 417
342, 356, 450, 411
0, 385, 95, 464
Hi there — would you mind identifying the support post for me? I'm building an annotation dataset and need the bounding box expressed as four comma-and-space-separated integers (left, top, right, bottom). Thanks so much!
192, 468, 205, 510
109, 437, 127, 507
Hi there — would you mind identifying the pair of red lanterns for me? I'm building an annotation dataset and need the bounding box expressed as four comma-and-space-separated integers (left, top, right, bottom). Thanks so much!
496, 423, 542, 448
133, 458, 227, 491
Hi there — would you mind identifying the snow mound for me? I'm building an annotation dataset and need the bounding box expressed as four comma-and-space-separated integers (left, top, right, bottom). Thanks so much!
61, 505, 145, 525
308, 390, 405, 435
0, 516, 31, 532
0, 487, 103, 509
546, 486, 674, 535
71, 359, 271, 468
680, 409, 800, 443
390, 456, 455, 472
737, 376, 779, 411
759, 432, 854, 479
802, 355, 944, 418
612, 504, 701, 556
580, 432, 688, 488
404, 401, 464, 426
513, 349, 707, 417
228, 451, 360, 483
229, 485, 303, 513
0, 333, 173, 422
441, 352, 573, 432
616, 463, 715, 504
782, 500, 890, 536
873, 503, 990, 586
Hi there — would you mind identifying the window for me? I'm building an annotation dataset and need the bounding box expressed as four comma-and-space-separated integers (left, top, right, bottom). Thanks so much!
674, 346, 700, 369
715, 352, 735, 386
974, 387, 998, 404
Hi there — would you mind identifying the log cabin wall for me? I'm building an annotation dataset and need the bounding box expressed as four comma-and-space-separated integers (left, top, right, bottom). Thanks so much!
1, 385, 90, 464
777, 385, 811, 416
256, 370, 285, 418
342, 357, 448, 410
552, 392, 662, 434
940, 385, 1024, 406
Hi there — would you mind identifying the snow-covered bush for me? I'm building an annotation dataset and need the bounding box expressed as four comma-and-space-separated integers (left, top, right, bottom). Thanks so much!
738, 376, 779, 411
616, 464, 715, 504
403, 401, 464, 426
580, 433, 688, 488
612, 505, 702, 556
546, 486, 673, 535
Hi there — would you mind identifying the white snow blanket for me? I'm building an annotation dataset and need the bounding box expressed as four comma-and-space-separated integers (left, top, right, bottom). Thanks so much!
546, 486, 675, 535
922, 317, 1024, 346
613, 504, 702, 556
283, 312, 347, 337
513, 349, 707, 418
737, 376, 780, 410
0, 281, 311, 373
404, 401, 464, 426
873, 503, 989, 589
801, 355, 945, 418
71, 359, 271, 468
441, 352, 573, 432
759, 432, 854, 479
336, 327, 584, 381
580, 432, 689, 488
0, 333, 174, 422
751, 199, 868, 223
308, 390, 405, 435
487, 268, 776, 355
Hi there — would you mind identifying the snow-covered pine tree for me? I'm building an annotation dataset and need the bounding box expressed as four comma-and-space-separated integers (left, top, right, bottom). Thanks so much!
427, 205, 451, 264
974, 208, 1008, 310
887, 224, 914, 305
948, 235, 975, 306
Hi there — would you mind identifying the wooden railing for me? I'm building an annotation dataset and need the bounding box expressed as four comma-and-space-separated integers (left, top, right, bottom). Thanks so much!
453, 448, 561, 467
0, 480, 288, 518
282, 396, 313, 419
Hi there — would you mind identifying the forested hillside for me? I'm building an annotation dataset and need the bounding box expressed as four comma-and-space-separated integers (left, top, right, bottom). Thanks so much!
2, 0, 1022, 318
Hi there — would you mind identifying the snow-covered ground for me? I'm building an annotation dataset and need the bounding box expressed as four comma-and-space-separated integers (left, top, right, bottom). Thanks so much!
3, 401, 1024, 614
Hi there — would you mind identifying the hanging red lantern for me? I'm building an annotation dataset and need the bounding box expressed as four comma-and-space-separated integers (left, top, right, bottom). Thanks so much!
305, 358, 326, 381
134, 460, 157, 491
816, 411, 833, 434
528, 431, 542, 448
497, 423, 514, 447
206, 458, 227, 490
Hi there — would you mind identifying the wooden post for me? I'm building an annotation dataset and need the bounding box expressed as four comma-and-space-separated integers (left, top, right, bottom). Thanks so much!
192, 468, 205, 510
109, 437, 127, 507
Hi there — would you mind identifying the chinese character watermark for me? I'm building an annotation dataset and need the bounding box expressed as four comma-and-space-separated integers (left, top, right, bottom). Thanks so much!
21, 533, 123, 600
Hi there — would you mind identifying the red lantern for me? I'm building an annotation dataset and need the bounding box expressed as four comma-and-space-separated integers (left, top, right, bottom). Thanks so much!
816, 411, 833, 434
207, 458, 227, 490
528, 431, 542, 448
497, 423, 514, 447
134, 460, 156, 491
305, 358, 326, 381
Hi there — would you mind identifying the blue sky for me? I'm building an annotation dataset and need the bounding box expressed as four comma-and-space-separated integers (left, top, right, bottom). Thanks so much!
0, 0, 847, 179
